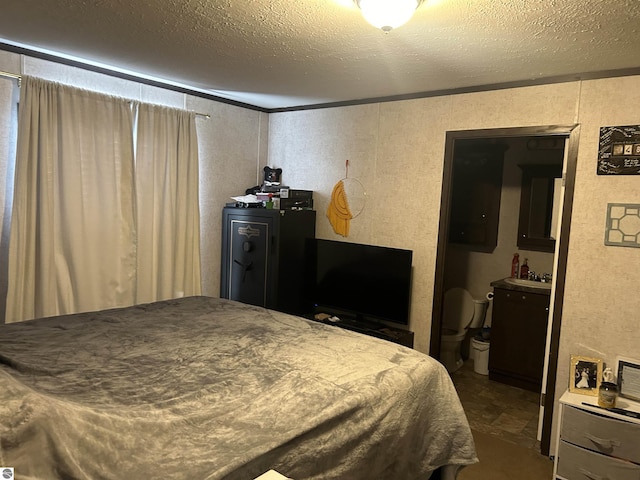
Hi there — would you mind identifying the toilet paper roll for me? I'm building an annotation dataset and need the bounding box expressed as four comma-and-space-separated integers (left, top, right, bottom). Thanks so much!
486, 291, 494, 301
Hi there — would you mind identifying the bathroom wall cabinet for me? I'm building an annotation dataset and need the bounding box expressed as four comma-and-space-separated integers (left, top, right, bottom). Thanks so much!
517, 164, 563, 253
448, 143, 507, 250
488, 285, 550, 392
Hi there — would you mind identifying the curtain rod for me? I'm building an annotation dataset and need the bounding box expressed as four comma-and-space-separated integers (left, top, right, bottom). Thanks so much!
0, 70, 210, 118
0, 70, 22, 86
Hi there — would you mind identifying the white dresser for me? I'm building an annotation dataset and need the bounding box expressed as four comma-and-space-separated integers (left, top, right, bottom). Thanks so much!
553, 391, 640, 479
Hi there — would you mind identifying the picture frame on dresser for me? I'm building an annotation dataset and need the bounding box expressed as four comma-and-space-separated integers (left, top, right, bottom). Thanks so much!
617, 357, 640, 402
569, 354, 602, 396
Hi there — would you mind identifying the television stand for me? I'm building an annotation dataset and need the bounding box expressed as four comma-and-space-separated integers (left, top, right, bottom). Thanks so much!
308, 313, 414, 348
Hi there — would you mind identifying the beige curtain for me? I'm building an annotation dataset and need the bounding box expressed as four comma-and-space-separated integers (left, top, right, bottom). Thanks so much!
0, 79, 19, 323
134, 103, 201, 303
5, 77, 137, 322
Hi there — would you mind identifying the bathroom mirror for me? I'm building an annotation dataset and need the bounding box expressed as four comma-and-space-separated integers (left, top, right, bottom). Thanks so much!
517, 164, 563, 252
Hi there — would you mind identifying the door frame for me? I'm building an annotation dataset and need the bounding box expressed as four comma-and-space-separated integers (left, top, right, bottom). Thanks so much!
429, 124, 580, 456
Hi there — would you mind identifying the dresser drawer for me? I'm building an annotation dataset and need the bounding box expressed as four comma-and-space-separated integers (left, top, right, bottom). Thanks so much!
561, 405, 640, 464
557, 441, 640, 480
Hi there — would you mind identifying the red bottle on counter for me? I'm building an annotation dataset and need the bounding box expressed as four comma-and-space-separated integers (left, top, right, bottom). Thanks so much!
520, 258, 529, 279
511, 253, 520, 278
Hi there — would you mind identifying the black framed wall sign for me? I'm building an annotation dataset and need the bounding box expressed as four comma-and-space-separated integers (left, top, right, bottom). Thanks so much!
598, 125, 640, 175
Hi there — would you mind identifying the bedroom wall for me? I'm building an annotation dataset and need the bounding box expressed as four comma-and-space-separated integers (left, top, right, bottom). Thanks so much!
0, 51, 268, 313
2, 49, 639, 453
268, 84, 582, 354
268, 76, 640, 451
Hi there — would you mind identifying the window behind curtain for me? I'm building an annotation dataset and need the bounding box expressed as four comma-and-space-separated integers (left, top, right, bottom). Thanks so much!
0, 78, 19, 323
135, 103, 201, 304
5, 77, 201, 323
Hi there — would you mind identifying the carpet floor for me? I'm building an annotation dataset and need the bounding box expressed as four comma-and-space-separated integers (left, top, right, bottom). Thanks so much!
458, 429, 554, 480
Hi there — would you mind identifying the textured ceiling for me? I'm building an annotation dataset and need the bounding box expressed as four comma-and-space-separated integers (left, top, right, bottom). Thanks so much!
1, 0, 639, 110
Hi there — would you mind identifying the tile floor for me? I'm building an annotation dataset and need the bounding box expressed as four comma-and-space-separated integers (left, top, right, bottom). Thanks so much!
449, 359, 542, 451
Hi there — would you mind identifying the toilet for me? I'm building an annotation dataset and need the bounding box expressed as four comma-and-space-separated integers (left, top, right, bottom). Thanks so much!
440, 288, 489, 373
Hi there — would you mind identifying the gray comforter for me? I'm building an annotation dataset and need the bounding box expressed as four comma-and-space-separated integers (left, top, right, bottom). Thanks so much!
0, 296, 477, 479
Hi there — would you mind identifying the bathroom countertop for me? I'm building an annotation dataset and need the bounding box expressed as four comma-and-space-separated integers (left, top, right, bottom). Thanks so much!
490, 277, 552, 296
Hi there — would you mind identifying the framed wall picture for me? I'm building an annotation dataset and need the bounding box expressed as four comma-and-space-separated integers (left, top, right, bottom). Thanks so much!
597, 125, 640, 175
569, 355, 603, 396
617, 357, 640, 402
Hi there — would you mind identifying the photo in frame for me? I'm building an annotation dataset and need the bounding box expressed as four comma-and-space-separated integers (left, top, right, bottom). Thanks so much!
617, 357, 640, 403
569, 354, 603, 396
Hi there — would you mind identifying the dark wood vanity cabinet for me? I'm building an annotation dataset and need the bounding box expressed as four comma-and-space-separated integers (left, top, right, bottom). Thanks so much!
488, 287, 550, 392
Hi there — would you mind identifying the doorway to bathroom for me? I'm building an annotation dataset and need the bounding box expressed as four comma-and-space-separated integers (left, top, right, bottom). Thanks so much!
429, 125, 579, 456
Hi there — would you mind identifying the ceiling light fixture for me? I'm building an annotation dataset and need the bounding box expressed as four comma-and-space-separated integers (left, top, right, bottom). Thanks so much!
355, 0, 424, 32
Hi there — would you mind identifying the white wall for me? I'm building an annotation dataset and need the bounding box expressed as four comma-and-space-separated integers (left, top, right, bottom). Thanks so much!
268, 78, 640, 451
269, 83, 583, 353
2, 49, 640, 454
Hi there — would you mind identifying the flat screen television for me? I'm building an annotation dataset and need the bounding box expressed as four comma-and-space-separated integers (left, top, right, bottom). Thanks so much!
307, 239, 413, 326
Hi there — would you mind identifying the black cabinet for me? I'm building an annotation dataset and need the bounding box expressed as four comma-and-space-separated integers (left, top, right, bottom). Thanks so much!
488, 286, 550, 392
305, 314, 415, 348
330, 320, 415, 349
449, 144, 507, 250
220, 207, 316, 315
517, 164, 563, 253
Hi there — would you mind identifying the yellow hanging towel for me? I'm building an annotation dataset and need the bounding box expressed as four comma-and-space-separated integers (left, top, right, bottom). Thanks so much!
327, 179, 353, 237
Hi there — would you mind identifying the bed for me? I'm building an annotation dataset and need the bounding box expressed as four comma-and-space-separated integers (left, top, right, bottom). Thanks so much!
0, 296, 477, 479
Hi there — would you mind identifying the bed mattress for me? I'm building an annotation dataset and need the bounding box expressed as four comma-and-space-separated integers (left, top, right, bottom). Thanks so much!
0, 296, 476, 479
